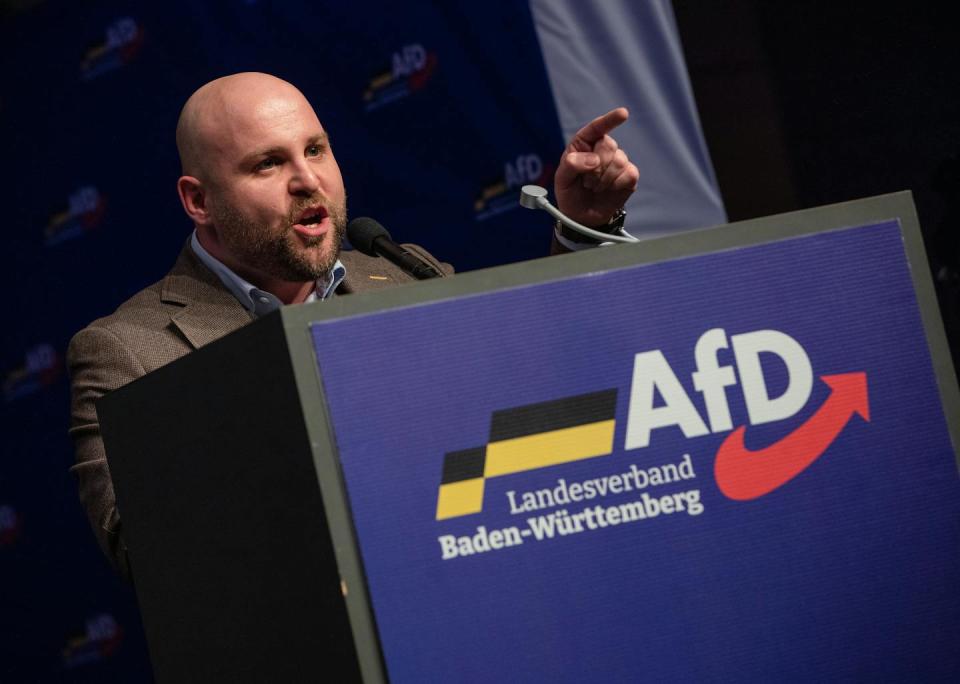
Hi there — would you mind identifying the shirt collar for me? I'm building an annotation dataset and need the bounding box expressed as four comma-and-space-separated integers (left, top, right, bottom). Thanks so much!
190, 230, 346, 317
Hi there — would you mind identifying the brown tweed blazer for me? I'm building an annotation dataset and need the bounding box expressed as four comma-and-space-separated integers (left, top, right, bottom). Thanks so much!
68, 240, 450, 578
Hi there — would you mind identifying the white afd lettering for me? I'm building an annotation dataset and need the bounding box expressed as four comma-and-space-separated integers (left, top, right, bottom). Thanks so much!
106, 18, 137, 49
625, 328, 813, 449
504, 154, 543, 188
624, 350, 709, 450
731, 329, 812, 425
25, 344, 56, 373
69, 186, 100, 215
392, 44, 426, 78
692, 327, 737, 432
86, 614, 119, 640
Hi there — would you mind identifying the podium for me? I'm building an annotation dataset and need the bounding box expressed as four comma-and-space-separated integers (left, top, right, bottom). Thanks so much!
99, 192, 960, 683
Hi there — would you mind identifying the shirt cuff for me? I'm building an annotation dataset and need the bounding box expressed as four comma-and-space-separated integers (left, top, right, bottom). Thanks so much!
553, 226, 614, 252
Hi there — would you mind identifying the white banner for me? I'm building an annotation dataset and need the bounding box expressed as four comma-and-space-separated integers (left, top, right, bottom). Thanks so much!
530, 0, 726, 237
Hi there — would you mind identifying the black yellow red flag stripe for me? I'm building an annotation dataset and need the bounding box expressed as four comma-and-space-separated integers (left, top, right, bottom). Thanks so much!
436, 390, 617, 520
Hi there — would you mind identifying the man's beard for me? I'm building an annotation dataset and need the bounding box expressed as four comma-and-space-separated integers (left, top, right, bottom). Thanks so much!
211, 195, 347, 283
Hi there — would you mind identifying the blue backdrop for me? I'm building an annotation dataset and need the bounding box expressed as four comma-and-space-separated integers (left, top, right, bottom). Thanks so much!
1, 1, 567, 680
1, 1, 724, 681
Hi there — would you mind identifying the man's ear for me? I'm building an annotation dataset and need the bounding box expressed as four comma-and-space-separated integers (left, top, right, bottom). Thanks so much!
177, 176, 211, 225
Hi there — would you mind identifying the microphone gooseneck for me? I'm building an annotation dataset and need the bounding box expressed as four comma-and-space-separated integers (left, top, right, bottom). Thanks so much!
519, 185, 639, 244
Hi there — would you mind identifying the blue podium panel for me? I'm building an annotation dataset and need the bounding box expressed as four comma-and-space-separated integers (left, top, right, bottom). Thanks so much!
310, 220, 960, 683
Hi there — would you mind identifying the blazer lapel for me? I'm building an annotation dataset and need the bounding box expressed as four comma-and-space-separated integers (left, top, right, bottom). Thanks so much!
160, 243, 254, 350
336, 249, 405, 294
154, 242, 441, 347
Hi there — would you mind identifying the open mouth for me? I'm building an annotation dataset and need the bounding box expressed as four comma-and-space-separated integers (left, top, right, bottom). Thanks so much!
293, 205, 330, 237
297, 205, 329, 225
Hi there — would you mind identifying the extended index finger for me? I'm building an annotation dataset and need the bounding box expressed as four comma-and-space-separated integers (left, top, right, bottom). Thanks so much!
570, 107, 629, 150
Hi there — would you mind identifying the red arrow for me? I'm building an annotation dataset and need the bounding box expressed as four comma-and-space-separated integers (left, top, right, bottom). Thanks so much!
714, 372, 870, 500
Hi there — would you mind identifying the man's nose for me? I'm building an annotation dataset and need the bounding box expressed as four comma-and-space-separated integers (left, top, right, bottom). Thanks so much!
288, 160, 322, 195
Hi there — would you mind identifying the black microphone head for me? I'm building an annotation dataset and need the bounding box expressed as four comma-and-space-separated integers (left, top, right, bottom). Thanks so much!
347, 217, 391, 256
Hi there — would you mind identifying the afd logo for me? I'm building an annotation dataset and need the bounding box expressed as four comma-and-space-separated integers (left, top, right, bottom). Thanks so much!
81, 17, 144, 81
45, 186, 106, 246
626, 328, 869, 500
62, 614, 123, 668
435, 328, 868, 519
474, 153, 554, 221
3, 344, 61, 402
363, 43, 437, 111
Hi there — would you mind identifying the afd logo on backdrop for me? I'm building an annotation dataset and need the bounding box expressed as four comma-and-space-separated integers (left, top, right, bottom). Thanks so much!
81, 17, 144, 81
475, 153, 554, 221
436, 327, 868, 523
62, 614, 123, 668
45, 186, 106, 246
0, 505, 22, 548
3, 344, 61, 402
363, 43, 437, 111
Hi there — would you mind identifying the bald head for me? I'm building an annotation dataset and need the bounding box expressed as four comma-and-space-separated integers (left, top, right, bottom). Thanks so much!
175, 72, 316, 180
174, 72, 347, 300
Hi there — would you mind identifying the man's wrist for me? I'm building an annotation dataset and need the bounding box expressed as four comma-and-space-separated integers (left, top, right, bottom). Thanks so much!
554, 208, 627, 245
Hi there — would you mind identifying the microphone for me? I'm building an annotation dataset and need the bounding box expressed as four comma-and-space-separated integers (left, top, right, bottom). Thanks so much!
519, 185, 639, 244
346, 217, 443, 280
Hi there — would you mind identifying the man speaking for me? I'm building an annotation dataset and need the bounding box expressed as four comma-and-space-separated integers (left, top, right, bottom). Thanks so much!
67, 72, 639, 577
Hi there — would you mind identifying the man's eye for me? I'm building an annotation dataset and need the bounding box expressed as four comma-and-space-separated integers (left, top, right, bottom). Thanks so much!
256, 158, 279, 171
306, 144, 323, 157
